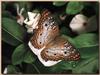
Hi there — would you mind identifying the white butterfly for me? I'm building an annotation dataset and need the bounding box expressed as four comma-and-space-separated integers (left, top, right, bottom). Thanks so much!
27, 10, 80, 67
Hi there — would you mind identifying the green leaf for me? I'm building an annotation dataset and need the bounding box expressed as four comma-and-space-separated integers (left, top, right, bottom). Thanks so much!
74, 33, 99, 48
72, 57, 99, 73
78, 46, 99, 58
12, 44, 27, 65
11, 44, 37, 72
12, 44, 35, 65
53, 2, 66, 7
49, 61, 73, 73
7, 65, 20, 74
66, 2, 84, 14
23, 50, 35, 64
2, 18, 27, 46
2, 29, 21, 46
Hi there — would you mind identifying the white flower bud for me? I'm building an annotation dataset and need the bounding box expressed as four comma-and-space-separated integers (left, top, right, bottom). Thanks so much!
70, 14, 97, 34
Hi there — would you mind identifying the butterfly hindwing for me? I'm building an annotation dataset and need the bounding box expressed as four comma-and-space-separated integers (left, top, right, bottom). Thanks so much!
41, 36, 80, 61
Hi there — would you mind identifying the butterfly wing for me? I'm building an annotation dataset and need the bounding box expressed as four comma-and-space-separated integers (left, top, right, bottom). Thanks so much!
30, 10, 59, 49
41, 36, 80, 61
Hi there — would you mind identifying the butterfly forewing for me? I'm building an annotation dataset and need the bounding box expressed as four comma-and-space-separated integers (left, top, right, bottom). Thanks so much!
30, 10, 59, 49
41, 36, 80, 61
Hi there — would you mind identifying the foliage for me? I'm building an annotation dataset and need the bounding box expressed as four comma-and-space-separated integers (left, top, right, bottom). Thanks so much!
66, 2, 84, 14
2, 18, 27, 46
2, 1, 99, 74
12, 44, 35, 65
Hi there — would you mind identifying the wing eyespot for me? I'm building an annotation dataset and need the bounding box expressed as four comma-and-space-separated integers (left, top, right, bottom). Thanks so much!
54, 54, 56, 55
40, 33, 42, 35
46, 51, 48, 53
45, 24, 48, 26
64, 51, 67, 54
40, 42, 41, 44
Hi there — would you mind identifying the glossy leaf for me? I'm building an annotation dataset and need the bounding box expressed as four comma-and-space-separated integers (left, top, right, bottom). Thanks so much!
2, 29, 21, 46
12, 44, 26, 65
73, 57, 99, 73
78, 46, 99, 58
66, 2, 84, 14
49, 61, 73, 73
23, 50, 35, 64
2, 18, 26, 46
74, 33, 98, 48
12, 44, 35, 65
